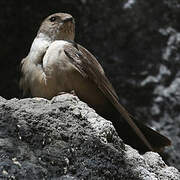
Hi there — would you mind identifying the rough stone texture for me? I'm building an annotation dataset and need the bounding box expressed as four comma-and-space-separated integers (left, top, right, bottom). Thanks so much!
0, 94, 179, 179
0, 0, 180, 171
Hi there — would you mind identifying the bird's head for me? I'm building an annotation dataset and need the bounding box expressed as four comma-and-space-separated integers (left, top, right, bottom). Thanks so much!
37, 13, 75, 41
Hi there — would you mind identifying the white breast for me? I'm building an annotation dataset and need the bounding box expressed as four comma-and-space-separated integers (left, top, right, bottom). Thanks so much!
43, 40, 69, 68
28, 33, 51, 62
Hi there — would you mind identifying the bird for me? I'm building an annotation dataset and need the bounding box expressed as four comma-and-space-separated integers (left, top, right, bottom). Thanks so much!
19, 13, 171, 152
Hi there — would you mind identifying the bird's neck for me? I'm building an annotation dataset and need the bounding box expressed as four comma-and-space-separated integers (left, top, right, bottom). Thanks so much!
28, 33, 52, 64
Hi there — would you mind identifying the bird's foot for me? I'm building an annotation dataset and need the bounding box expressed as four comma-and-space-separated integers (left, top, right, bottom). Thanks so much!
70, 90, 76, 96
58, 91, 68, 96
58, 90, 76, 96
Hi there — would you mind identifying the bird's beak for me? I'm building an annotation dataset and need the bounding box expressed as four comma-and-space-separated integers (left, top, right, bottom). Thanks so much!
63, 17, 73, 23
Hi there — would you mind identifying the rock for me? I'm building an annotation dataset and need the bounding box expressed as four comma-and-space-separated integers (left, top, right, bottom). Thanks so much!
0, 0, 180, 172
0, 94, 179, 179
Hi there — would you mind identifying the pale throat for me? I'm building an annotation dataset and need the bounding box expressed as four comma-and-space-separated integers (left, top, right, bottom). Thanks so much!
28, 31, 74, 64
28, 33, 52, 64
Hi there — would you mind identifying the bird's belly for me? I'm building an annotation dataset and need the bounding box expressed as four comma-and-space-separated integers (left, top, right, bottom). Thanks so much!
30, 75, 58, 99
30, 65, 115, 118
59, 70, 113, 117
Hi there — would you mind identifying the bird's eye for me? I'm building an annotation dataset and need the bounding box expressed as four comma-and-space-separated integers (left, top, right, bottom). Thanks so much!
49, 16, 56, 22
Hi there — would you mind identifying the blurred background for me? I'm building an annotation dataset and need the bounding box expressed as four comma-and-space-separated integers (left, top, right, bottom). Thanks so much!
0, 0, 180, 170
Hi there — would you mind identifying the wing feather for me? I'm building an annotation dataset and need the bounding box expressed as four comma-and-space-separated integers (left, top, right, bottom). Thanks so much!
64, 42, 153, 151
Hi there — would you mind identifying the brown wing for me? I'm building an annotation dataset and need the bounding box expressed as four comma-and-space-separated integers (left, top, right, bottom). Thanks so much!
64, 42, 154, 151
77, 44, 119, 100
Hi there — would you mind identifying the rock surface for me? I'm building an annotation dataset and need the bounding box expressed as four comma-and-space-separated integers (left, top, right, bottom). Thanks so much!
0, 0, 180, 172
0, 94, 179, 179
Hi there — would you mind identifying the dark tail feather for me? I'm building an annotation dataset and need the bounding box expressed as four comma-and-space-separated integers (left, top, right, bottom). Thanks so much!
135, 120, 171, 152
113, 118, 171, 153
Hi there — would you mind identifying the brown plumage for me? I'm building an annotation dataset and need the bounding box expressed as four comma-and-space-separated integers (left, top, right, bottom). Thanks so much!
20, 13, 171, 152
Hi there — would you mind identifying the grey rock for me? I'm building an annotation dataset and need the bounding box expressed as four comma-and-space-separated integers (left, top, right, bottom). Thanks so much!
0, 0, 180, 173
0, 94, 179, 179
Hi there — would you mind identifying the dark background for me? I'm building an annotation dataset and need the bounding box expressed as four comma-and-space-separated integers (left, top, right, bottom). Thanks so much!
1, 0, 180, 169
